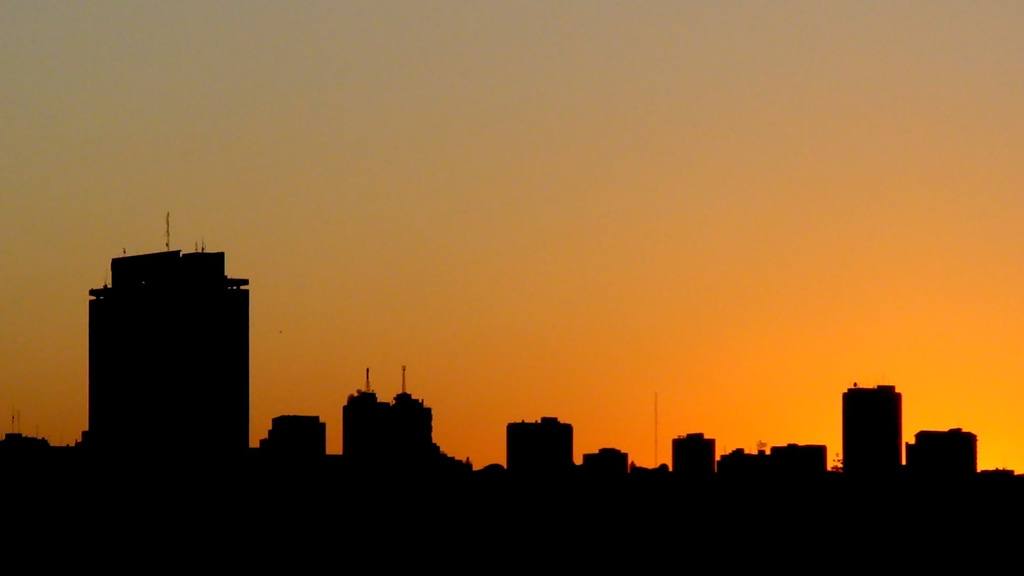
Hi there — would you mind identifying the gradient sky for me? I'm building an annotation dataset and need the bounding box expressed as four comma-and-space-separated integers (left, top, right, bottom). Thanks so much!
4, 2, 1024, 470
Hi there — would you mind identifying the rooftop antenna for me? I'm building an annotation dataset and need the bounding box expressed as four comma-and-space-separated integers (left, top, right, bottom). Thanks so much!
654, 392, 659, 467
201, 237, 206, 252
402, 365, 407, 394
365, 367, 371, 392
165, 212, 171, 251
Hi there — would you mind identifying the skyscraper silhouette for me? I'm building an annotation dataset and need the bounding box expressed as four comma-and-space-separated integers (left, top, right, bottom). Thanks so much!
842, 384, 902, 478
87, 250, 249, 456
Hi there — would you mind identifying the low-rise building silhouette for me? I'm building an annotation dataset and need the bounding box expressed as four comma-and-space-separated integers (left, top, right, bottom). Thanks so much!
768, 443, 827, 479
718, 444, 826, 480
978, 468, 1016, 481
0, 432, 50, 452
906, 428, 977, 480
717, 448, 770, 480
581, 447, 628, 480
0, 432, 54, 470
672, 433, 715, 480
259, 415, 326, 458
506, 417, 574, 476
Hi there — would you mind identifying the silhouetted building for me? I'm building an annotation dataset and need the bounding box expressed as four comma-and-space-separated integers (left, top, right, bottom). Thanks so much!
628, 462, 672, 483
672, 433, 715, 480
341, 376, 467, 474
0, 432, 55, 470
342, 388, 391, 465
259, 415, 326, 458
717, 448, 769, 480
475, 463, 508, 483
581, 447, 629, 480
842, 384, 902, 478
391, 390, 434, 463
979, 469, 1016, 480
506, 417, 574, 476
0, 432, 50, 452
906, 428, 977, 480
974, 467, 1015, 475
88, 250, 249, 456
768, 444, 827, 479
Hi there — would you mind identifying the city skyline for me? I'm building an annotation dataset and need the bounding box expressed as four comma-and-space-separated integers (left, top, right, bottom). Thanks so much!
0, 245, 998, 478
1, 243, 1013, 471
5, 3, 1024, 470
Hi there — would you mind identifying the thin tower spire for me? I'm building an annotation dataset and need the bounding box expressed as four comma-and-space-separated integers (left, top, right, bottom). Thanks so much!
402, 365, 407, 394
654, 392, 659, 467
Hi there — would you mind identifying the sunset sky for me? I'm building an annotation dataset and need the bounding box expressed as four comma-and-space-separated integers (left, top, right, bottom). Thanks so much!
4, 2, 1024, 470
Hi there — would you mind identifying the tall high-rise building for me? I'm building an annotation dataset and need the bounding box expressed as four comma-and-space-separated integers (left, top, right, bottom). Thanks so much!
842, 384, 902, 478
88, 250, 249, 455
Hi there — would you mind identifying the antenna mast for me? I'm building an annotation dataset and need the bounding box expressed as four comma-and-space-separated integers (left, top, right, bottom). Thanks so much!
402, 365, 407, 394
165, 212, 171, 251
365, 367, 371, 392
654, 392, 659, 467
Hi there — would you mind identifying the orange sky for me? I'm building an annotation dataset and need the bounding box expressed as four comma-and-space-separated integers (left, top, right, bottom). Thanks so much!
3, 2, 1024, 470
